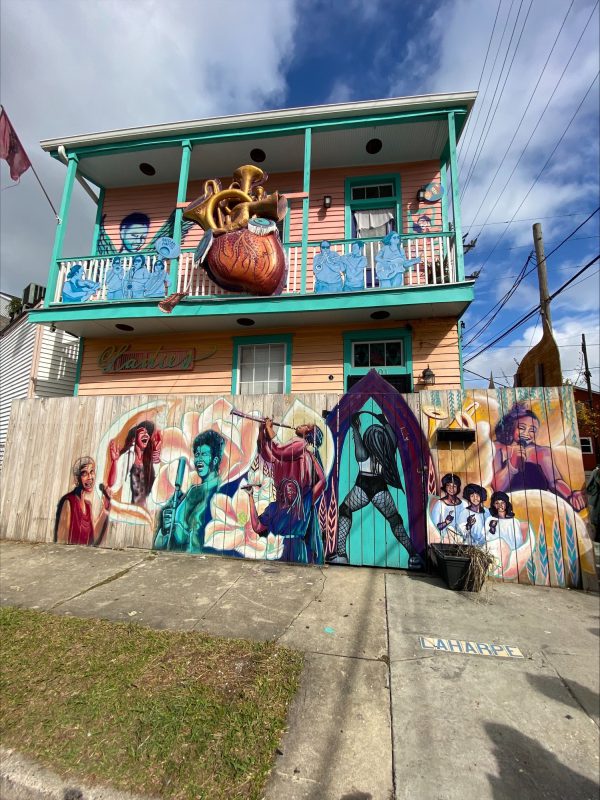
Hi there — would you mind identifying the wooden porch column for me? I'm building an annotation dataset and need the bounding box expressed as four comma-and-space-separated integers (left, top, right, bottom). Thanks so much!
448, 112, 465, 282
169, 139, 192, 294
45, 153, 79, 307
300, 127, 312, 294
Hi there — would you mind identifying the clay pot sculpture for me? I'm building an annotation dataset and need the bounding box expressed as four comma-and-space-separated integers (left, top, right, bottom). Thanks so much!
204, 222, 287, 295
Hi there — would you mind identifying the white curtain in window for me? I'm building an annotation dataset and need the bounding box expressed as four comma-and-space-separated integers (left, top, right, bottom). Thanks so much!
353, 209, 395, 239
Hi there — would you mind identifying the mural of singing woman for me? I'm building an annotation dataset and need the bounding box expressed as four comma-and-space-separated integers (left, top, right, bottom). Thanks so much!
55, 457, 111, 546
106, 421, 162, 508
431, 473, 467, 538
485, 491, 532, 578
331, 411, 422, 568
458, 483, 490, 546
492, 403, 586, 509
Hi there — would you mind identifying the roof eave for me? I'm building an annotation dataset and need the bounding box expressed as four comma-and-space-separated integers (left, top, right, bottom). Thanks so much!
39, 91, 477, 152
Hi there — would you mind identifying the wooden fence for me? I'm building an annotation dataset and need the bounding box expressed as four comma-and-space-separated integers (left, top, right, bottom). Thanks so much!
0, 375, 596, 590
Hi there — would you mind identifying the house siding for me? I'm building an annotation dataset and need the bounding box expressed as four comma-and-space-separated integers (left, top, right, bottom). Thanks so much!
34, 327, 80, 398
99, 161, 443, 255
0, 315, 36, 463
76, 316, 460, 396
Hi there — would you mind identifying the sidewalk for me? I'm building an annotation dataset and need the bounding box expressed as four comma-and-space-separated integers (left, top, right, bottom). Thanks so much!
1, 540, 599, 800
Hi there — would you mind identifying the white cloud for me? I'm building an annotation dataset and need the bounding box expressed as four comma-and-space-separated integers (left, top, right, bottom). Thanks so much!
387, 0, 599, 256
465, 304, 600, 391
0, 0, 299, 295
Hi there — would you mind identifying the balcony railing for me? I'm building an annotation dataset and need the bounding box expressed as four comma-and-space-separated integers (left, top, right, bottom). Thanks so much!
51, 232, 457, 305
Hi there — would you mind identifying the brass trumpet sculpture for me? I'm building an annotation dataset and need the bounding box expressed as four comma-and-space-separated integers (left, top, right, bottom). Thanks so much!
183, 165, 288, 296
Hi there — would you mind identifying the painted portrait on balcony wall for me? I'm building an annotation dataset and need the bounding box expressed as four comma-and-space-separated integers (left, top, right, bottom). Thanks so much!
408, 206, 437, 234
96, 209, 194, 257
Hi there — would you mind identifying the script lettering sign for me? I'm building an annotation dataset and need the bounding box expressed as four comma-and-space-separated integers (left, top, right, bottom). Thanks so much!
98, 345, 196, 374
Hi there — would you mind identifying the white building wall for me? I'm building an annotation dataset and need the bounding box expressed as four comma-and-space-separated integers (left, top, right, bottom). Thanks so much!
0, 315, 36, 463
34, 327, 79, 398
0, 316, 80, 465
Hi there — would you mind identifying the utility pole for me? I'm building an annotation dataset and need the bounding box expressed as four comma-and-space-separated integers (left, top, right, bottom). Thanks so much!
581, 333, 599, 461
533, 223, 552, 330
582, 334, 594, 409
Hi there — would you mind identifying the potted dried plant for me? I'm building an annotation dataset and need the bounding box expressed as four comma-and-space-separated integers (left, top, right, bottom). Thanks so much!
429, 531, 495, 592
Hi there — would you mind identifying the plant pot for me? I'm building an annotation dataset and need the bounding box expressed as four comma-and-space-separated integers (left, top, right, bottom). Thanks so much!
429, 543, 483, 592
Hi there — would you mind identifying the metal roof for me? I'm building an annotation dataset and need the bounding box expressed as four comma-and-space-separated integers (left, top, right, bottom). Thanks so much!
39, 91, 477, 151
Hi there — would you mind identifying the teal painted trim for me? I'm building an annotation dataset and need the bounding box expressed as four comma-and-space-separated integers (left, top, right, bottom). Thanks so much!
90, 188, 105, 256
44, 155, 79, 309
170, 140, 193, 294
344, 173, 402, 238
300, 128, 312, 293
457, 319, 464, 390
62, 109, 469, 159
281, 205, 291, 244
448, 112, 465, 281
342, 327, 413, 390
31, 281, 474, 324
439, 159, 448, 231
232, 333, 293, 395
73, 337, 84, 396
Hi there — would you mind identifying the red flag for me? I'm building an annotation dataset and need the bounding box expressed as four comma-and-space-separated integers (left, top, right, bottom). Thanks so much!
0, 108, 31, 181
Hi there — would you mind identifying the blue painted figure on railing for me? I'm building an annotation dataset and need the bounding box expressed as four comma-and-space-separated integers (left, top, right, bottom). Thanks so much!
375, 231, 420, 288
61, 264, 100, 304
313, 241, 345, 293
342, 241, 368, 292
125, 255, 151, 299
105, 257, 125, 300
144, 259, 168, 298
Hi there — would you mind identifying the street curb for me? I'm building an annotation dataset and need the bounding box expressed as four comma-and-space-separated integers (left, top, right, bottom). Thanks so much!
0, 748, 155, 800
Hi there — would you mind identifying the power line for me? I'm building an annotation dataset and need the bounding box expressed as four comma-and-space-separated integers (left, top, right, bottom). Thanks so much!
462, 0, 578, 229
542, 207, 600, 262
462, 251, 533, 349
470, 2, 599, 241
464, 367, 509, 387
464, 254, 600, 364
464, 208, 600, 346
462, 209, 595, 228
475, 71, 600, 273
458, 0, 505, 171
504, 234, 599, 251
460, 0, 534, 202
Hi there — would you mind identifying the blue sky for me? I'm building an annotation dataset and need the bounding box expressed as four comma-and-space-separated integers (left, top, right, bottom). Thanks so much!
1, 0, 598, 388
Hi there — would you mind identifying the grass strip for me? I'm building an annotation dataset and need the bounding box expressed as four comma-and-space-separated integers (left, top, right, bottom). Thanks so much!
0, 607, 303, 799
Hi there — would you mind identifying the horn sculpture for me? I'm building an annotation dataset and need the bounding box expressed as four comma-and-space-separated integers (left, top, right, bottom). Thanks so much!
183, 164, 288, 296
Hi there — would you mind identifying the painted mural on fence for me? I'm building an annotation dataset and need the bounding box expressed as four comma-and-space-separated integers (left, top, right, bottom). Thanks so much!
48, 374, 596, 589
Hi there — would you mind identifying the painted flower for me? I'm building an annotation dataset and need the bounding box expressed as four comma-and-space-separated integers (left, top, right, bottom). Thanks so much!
152, 398, 257, 505
204, 486, 283, 560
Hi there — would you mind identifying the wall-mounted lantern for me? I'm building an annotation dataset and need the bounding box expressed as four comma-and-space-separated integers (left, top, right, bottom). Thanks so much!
322, 195, 332, 210
422, 365, 436, 385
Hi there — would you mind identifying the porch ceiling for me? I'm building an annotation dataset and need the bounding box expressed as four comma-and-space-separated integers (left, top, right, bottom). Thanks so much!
75, 120, 453, 189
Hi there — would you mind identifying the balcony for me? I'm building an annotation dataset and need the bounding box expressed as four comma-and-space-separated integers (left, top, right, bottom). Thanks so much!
51, 232, 458, 304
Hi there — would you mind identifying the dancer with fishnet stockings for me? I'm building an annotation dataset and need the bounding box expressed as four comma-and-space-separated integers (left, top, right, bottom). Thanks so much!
330, 411, 422, 569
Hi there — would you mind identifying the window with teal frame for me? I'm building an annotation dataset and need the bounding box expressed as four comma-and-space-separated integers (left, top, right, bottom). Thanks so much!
232, 334, 293, 395
343, 328, 413, 392
344, 174, 402, 240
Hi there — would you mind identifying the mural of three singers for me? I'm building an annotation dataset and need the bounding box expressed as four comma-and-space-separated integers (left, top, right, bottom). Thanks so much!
54, 372, 596, 589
